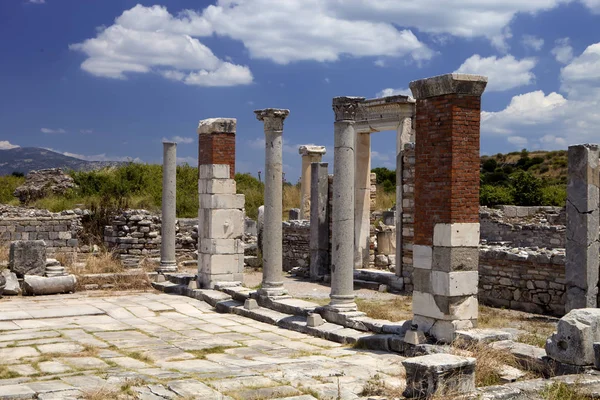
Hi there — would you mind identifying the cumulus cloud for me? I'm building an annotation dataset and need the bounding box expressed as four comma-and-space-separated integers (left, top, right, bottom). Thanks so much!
70, 5, 252, 87
522, 35, 544, 51
376, 88, 412, 98
162, 136, 194, 144
552, 38, 574, 64
507, 136, 528, 147
482, 41, 600, 150
0, 141, 19, 150
454, 54, 537, 91
41, 128, 67, 134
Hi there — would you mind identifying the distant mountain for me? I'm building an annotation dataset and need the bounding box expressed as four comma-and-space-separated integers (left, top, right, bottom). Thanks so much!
0, 147, 127, 176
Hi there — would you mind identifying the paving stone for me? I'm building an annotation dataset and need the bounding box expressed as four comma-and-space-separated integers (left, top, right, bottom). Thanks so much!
0, 384, 36, 399
36, 389, 81, 399
9, 365, 37, 376
0, 346, 39, 362
232, 385, 302, 399
60, 357, 110, 369
157, 359, 227, 373
36, 342, 85, 354
167, 379, 225, 399
109, 356, 150, 369
60, 375, 108, 390
26, 381, 74, 393
209, 376, 278, 392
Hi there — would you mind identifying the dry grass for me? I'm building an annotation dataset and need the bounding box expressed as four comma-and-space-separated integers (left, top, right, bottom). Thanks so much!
0, 241, 9, 267
375, 185, 396, 211
0, 365, 21, 380
541, 381, 594, 400
282, 184, 301, 219
187, 346, 237, 359
356, 296, 413, 322
80, 386, 127, 400
72, 251, 125, 274
478, 305, 557, 348
54, 251, 75, 268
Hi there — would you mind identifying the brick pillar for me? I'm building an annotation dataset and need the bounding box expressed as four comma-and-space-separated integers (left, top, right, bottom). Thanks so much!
409, 74, 487, 343
198, 118, 236, 179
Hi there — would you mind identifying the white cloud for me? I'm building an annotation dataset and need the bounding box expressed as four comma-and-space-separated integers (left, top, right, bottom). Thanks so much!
324, 77, 330, 84
28, 0, 45, 4
522, 35, 544, 51
508, 136, 528, 147
70, 5, 252, 87
376, 88, 411, 98
80, 129, 93, 134
454, 54, 536, 91
581, 0, 600, 13
374, 59, 386, 67
0, 141, 19, 150
560, 42, 600, 98
552, 38, 574, 64
41, 128, 67, 134
162, 136, 194, 144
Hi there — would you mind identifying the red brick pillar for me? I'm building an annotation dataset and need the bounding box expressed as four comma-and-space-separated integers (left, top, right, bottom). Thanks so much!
197, 118, 236, 178
409, 74, 487, 343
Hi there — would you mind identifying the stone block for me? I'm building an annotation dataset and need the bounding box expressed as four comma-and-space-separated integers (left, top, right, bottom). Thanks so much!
198, 253, 242, 275
9, 240, 46, 277
197, 117, 236, 135
546, 308, 600, 366
413, 245, 432, 269
199, 164, 230, 180
1, 270, 20, 295
199, 238, 241, 255
199, 193, 245, 210
431, 319, 475, 343
307, 313, 324, 327
199, 209, 244, 239
413, 291, 478, 321
244, 298, 259, 310
433, 223, 480, 247
432, 246, 479, 272
244, 218, 257, 236
23, 274, 77, 295
431, 271, 478, 296
412, 269, 432, 293
198, 179, 236, 195
288, 208, 300, 220
402, 354, 476, 398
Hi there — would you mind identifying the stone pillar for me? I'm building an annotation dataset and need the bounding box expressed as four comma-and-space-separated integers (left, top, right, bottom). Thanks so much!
255, 108, 290, 297
354, 132, 371, 269
198, 118, 236, 178
299, 145, 326, 220
409, 74, 487, 343
310, 162, 330, 279
159, 142, 177, 273
197, 118, 245, 288
395, 117, 413, 279
329, 96, 365, 312
565, 144, 600, 311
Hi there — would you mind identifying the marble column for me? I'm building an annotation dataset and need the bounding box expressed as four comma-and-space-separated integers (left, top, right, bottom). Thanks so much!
310, 162, 330, 279
395, 117, 413, 277
159, 141, 178, 273
565, 144, 600, 311
299, 145, 326, 220
255, 108, 290, 297
329, 96, 365, 312
354, 132, 371, 269
410, 73, 487, 343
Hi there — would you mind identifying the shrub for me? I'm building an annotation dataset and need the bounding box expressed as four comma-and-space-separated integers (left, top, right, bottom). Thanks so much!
372, 167, 395, 193
541, 185, 567, 206
511, 171, 544, 206
482, 158, 497, 173
0, 175, 25, 204
235, 173, 264, 220
480, 185, 514, 206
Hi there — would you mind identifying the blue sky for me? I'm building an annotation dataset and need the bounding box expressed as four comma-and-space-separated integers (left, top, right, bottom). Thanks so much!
1, 0, 599, 182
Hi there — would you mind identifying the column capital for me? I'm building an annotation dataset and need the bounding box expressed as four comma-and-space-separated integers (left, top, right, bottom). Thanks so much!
254, 108, 290, 132
332, 96, 365, 122
299, 145, 326, 157
409, 73, 487, 100
197, 118, 237, 135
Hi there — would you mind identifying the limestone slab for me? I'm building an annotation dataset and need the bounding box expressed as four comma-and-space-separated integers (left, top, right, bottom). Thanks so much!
433, 223, 480, 247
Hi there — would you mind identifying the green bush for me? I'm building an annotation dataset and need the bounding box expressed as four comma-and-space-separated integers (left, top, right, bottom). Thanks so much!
372, 167, 396, 193
480, 185, 514, 206
0, 175, 25, 204
541, 185, 567, 206
511, 171, 544, 206
235, 173, 264, 220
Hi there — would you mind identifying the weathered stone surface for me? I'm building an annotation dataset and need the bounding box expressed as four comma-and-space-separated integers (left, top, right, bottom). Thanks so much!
409, 73, 488, 99
309, 162, 330, 279
402, 354, 476, 398
0, 272, 5, 297
9, 240, 46, 277
14, 168, 76, 204
2, 269, 20, 295
23, 274, 77, 296
197, 117, 236, 135
546, 308, 600, 365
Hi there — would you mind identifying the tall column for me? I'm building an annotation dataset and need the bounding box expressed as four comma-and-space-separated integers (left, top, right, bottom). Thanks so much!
159, 142, 177, 273
329, 96, 365, 312
255, 108, 290, 297
310, 162, 330, 279
410, 74, 487, 343
395, 117, 413, 278
299, 145, 326, 220
354, 132, 371, 269
565, 144, 600, 311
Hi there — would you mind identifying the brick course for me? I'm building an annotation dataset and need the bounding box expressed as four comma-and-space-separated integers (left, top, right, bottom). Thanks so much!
198, 133, 236, 178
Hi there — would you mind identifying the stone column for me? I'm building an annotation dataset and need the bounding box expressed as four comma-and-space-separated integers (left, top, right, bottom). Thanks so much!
329, 97, 365, 312
565, 144, 600, 311
395, 117, 413, 278
410, 74, 487, 343
354, 132, 371, 269
299, 145, 326, 220
159, 141, 177, 273
255, 108, 290, 297
310, 162, 330, 279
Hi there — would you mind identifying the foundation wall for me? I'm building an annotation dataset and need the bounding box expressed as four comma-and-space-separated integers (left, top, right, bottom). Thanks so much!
282, 220, 310, 272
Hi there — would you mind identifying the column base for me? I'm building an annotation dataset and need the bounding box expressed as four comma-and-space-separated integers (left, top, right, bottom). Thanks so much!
157, 262, 177, 273
327, 295, 358, 312
258, 282, 287, 297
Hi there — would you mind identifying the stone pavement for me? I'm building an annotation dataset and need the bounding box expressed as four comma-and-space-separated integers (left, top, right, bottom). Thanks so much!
0, 291, 405, 399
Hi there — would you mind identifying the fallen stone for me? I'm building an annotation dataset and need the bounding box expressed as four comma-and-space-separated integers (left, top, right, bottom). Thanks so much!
9, 240, 47, 277
455, 328, 523, 346
244, 298, 259, 310
491, 340, 548, 374
1, 270, 20, 295
307, 313, 324, 327
0, 273, 5, 297
498, 364, 526, 383
402, 354, 476, 398
22, 275, 77, 296
545, 308, 600, 366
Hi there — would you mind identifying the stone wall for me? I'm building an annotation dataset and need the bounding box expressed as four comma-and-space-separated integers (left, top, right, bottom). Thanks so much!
0, 206, 81, 255
400, 143, 415, 291
282, 220, 310, 272
479, 246, 566, 316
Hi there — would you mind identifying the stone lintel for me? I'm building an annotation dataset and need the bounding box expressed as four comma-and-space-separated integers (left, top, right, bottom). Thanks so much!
332, 96, 365, 122
197, 118, 237, 135
409, 73, 487, 99
299, 145, 326, 157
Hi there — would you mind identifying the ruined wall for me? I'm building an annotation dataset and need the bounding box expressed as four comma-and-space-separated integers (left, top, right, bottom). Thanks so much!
282, 220, 310, 272
400, 143, 415, 291
479, 246, 566, 316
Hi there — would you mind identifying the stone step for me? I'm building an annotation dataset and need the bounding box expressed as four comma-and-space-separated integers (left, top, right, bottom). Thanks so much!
261, 297, 319, 316
151, 281, 185, 295
218, 285, 254, 302
353, 279, 383, 291
188, 289, 232, 307
354, 269, 404, 291
164, 273, 196, 286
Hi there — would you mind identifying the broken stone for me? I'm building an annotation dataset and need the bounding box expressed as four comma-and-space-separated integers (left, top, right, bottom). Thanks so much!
545, 308, 600, 366
244, 298, 259, 310
23, 275, 77, 296
402, 354, 476, 398
13, 168, 76, 204
9, 240, 46, 277
1, 270, 20, 295
307, 313, 324, 327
